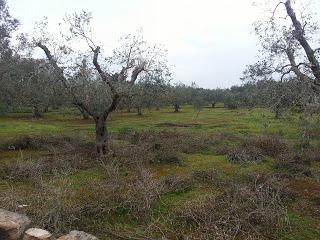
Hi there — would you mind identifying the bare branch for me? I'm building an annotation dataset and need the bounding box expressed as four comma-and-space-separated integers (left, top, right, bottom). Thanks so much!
271, 1, 286, 19
37, 42, 94, 117
36, 42, 67, 88
92, 46, 116, 92
130, 65, 145, 85
296, 62, 312, 69
280, 68, 293, 81
278, 64, 292, 72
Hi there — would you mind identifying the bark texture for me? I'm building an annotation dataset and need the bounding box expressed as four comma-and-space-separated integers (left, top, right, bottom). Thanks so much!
94, 117, 108, 155
174, 104, 180, 113
137, 107, 142, 116
32, 106, 42, 118
285, 0, 320, 86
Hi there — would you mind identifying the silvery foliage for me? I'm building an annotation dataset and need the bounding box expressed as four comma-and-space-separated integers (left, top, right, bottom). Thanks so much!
22, 11, 170, 116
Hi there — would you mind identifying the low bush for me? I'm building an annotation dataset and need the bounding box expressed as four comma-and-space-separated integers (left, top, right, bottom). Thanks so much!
0, 179, 85, 234
226, 146, 264, 164
0, 154, 92, 182
175, 176, 289, 240
246, 173, 294, 202
0, 167, 162, 234
274, 150, 319, 177
110, 143, 154, 166
192, 169, 229, 187
110, 142, 184, 166
0, 135, 86, 153
162, 174, 194, 194
87, 167, 162, 223
123, 168, 162, 222
124, 130, 211, 155
154, 149, 183, 165
242, 135, 288, 157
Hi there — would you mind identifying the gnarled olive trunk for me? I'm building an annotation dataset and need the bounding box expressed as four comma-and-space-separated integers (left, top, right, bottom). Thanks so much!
32, 106, 42, 118
211, 102, 216, 108
43, 106, 49, 113
137, 107, 142, 116
274, 106, 282, 119
94, 117, 108, 155
173, 104, 180, 113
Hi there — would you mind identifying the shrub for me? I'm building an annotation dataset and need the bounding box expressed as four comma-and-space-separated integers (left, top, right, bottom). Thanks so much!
213, 144, 232, 155
107, 143, 153, 167
87, 167, 162, 223
0, 179, 86, 234
110, 143, 184, 167
226, 146, 264, 164
0, 154, 92, 183
242, 135, 287, 157
175, 177, 289, 239
192, 169, 229, 187
0, 167, 162, 234
120, 168, 162, 222
0, 135, 85, 153
0, 160, 46, 183
154, 149, 183, 165
246, 173, 294, 202
124, 130, 211, 155
162, 174, 194, 194
274, 151, 315, 177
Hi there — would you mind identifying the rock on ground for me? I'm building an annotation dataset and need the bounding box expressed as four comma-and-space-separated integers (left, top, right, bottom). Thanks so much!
57, 231, 98, 240
23, 228, 53, 240
0, 209, 31, 240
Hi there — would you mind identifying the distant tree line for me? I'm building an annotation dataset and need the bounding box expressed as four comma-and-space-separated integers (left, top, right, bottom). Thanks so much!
1, 51, 318, 120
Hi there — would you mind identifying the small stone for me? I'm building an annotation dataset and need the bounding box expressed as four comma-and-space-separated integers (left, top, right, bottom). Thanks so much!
23, 228, 54, 240
0, 209, 31, 240
57, 231, 98, 240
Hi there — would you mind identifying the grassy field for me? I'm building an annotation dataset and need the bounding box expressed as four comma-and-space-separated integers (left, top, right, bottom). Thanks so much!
0, 106, 320, 239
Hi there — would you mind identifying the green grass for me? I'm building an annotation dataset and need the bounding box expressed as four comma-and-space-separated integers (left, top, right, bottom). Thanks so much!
278, 212, 320, 240
0, 106, 302, 139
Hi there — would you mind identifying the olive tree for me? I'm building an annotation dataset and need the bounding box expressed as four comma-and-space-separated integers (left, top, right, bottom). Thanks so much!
15, 58, 67, 118
203, 89, 224, 108
243, 0, 320, 109
166, 83, 189, 113
126, 73, 169, 115
31, 12, 169, 154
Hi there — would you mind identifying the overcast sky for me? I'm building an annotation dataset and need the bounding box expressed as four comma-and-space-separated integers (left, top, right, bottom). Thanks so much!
7, 0, 320, 89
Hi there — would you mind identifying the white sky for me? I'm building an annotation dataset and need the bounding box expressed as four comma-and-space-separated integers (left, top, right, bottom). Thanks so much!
7, 0, 320, 89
